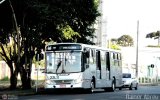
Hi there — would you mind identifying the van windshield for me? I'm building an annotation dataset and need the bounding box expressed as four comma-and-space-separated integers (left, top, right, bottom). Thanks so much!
123, 73, 131, 78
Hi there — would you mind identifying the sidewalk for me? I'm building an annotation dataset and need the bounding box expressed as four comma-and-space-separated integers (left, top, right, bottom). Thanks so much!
0, 86, 45, 100
139, 83, 160, 86
0, 80, 44, 96
0, 87, 36, 96
0, 87, 40, 100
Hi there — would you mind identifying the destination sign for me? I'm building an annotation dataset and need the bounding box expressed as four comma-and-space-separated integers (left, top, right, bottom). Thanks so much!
46, 44, 82, 51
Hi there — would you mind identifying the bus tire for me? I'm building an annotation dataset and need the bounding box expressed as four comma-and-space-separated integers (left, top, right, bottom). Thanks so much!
90, 81, 94, 93
119, 87, 122, 90
135, 83, 138, 90
109, 82, 115, 92
105, 82, 115, 92
85, 81, 95, 93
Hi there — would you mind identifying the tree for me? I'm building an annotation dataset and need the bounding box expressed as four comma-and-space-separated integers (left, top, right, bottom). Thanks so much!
110, 44, 120, 50
0, 0, 100, 89
109, 38, 120, 50
117, 35, 134, 47
146, 31, 160, 46
110, 38, 118, 45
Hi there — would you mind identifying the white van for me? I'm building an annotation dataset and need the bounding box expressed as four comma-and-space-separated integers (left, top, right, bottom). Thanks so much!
122, 73, 138, 90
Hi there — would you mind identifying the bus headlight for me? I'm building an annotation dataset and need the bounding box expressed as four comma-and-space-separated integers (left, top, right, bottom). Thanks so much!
74, 78, 83, 84
45, 80, 52, 84
45, 80, 56, 85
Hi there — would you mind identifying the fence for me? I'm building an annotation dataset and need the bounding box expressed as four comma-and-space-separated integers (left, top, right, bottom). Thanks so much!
0, 61, 10, 80
138, 77, 160, 84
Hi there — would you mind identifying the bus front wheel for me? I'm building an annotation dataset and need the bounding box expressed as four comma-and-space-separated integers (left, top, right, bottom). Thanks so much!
109, 82, 115, 92
104, 82, 115, 92
86, 81, 95, 93
90, 81, 94, 93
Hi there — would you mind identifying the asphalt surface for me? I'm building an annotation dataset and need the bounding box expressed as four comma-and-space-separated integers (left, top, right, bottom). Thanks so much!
0, 83, 159, 99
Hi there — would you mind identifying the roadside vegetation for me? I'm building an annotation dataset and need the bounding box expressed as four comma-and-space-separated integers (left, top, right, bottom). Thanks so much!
0, 0, 100, 90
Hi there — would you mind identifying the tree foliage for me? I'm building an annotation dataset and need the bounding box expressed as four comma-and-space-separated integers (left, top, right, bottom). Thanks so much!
0, 0, 100, 89
109, 38, 120, 50
110, 44, 120, 50
110, 35, 134, 47
117, 35, 134, 47
146, 31, 160, 46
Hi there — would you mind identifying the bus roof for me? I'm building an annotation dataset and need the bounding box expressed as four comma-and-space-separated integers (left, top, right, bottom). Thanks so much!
46, 43, 121, 53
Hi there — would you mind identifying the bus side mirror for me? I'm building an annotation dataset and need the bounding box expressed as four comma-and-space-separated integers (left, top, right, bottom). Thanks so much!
42, 70, 47, 73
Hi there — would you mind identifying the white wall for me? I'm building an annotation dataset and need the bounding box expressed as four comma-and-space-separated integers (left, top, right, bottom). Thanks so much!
121, 47, 160, 79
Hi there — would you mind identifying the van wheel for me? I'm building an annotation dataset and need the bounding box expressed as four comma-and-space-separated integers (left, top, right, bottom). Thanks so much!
135, 84, 138, 90
129, 84, 133, 90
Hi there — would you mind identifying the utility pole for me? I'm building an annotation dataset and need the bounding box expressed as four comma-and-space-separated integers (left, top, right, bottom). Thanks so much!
136, 20, 139, 78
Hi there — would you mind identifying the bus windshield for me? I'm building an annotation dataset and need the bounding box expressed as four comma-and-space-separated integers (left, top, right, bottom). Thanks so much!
46, 51, 82, 73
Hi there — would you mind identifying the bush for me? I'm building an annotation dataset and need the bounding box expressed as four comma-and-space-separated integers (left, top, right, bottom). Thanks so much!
142, 77, 144, 83
149, 78, 151, 83
158, 79, 160, 83
139, 78, 141, 83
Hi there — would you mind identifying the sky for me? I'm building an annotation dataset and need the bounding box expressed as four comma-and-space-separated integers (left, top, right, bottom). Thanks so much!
102, 0, 160, 47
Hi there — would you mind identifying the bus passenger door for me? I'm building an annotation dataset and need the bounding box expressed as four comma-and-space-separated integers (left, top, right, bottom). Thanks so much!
96, 51, 101, 80
106, 52, 110, 80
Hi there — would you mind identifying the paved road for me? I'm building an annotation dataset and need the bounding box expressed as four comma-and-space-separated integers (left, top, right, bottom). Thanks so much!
18, 86, 160, 100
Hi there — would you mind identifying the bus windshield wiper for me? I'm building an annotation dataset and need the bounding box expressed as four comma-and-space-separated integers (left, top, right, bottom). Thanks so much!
47, 71, 54, 74
56, 60, 62, 73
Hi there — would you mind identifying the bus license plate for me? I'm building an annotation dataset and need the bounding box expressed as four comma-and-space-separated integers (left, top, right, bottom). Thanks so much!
60, 84, 66, 88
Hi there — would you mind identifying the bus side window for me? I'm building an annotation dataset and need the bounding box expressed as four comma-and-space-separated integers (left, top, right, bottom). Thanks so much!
114, 53, 117, 66
89, 49, 94, 63
96, 50, 101, 70
106, 52, 110, 71
118, 53, 122, 66
92, 49, 96, 63
83, 48, 90, 69
86, 49, 90, 64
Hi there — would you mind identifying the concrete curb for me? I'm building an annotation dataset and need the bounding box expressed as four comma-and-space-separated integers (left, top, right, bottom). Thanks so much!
0, 89, 36, 96
139, 83, 159, 86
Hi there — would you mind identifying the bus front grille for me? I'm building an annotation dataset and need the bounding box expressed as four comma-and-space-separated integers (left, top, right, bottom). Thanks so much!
55, 80, 73, 84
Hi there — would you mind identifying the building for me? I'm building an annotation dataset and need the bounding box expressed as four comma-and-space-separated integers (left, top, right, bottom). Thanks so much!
121, 47, 160, 83
93, 0, 108, 48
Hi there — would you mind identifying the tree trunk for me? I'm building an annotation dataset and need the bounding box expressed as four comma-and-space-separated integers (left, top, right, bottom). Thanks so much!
20, 67, 26, 89
19, 53, 32, 89
26, 58, 32, 89
9, 67, 18, 90
10, 73, 18, 90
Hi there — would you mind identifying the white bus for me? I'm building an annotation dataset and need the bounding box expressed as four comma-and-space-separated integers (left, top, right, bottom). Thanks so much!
44, 43, 123, 92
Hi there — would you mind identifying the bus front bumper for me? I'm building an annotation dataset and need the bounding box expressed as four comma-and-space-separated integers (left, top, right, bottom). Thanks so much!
44, 83, 83, 89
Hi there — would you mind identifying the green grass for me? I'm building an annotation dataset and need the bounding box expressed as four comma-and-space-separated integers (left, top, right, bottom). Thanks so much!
0, 76, 9, 81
